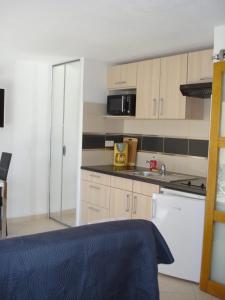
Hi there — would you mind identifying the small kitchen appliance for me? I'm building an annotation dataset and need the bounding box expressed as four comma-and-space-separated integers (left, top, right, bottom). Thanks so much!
123, 137, 138, 167
152, 178, 206, 282
113, 143, 128, 166
107, 94, 136, 116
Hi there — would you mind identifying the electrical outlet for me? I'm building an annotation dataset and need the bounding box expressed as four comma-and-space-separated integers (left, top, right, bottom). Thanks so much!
105, 140, 114, 147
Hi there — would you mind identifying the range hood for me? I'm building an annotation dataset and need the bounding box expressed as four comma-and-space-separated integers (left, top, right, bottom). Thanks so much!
180, 82, 212, 98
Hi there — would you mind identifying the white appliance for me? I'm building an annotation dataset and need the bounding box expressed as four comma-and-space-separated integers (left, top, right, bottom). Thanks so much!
152, 188, 205, 282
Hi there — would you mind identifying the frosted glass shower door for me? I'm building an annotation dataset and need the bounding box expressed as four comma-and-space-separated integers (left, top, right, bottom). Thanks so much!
49, 60, 82, 226
49, 64, 65, 220
61, 61, 82, 226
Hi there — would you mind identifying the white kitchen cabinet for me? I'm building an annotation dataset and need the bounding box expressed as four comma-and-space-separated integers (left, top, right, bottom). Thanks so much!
188, 49, 213, 83
136, 58, 161, 119
107, 63, 137, 89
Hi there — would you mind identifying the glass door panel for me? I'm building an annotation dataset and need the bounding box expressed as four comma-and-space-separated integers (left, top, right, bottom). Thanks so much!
49, 65, 65, 222
61, 61, 82, 226
220, 72, 225, 136
210, 222, 225, 285
216, 149, 225, 211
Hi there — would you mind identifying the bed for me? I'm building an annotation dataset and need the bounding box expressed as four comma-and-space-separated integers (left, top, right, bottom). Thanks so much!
0, 219, 174, 300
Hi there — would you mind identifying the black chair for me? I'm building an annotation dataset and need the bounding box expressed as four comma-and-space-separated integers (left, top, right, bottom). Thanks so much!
0, 152, 12, 237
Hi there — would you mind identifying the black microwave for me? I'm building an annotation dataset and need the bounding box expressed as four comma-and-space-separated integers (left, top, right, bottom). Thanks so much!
107, 94, 136, 116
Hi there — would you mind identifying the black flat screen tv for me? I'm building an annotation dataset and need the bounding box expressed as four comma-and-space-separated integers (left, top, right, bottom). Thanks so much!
0, 89, 4, 127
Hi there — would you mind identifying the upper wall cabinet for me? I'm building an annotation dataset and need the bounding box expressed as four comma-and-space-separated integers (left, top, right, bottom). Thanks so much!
136, 59, 160, 119
159, 53, 188, 119
188, 49, 213, 83
136, 54, 188, 119
107, 62, 137, 89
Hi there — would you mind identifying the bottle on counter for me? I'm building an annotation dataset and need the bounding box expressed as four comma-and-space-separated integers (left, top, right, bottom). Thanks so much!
149, 156, 157, 171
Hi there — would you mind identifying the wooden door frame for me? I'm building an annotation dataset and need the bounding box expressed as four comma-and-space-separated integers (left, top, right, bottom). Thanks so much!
200, 61, 225, 299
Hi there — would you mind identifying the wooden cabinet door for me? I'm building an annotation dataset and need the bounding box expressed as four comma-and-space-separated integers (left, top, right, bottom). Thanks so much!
110, 188, 132, 219
120, 62, 137, 88
159, 54, 187, 119
107, 65, 121, 89
136, 59, 160, 119
188, 49, 213, 83
81, 181, 110, 208
107, 63, 137, 89
81, 201, 109, 224
132, 193, 152, 220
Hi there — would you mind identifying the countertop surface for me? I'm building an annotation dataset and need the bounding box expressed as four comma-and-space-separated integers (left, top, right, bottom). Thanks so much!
81, 165, 207, 196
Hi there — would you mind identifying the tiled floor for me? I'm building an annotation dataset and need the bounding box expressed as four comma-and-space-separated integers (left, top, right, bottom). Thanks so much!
158, 274, 219, 300
6, 216, 220, 300
7, 215, 67, 237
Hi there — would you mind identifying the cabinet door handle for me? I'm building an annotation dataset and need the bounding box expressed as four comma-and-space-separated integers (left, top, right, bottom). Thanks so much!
152, 198, 157, 219
133, 195, 137, 214
62, 145, 66, 156
90, 174, 101, 179
160, 98, 164, 116
153, 98, 157, 116
89, 185, 100, 190
200, 76, 212, 81
88, 206, 100, 212
125, 194, 130, 212
120, 81, 127, 84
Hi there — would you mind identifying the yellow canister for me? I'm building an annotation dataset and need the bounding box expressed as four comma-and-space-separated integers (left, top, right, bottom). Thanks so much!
113, 143, 128, 167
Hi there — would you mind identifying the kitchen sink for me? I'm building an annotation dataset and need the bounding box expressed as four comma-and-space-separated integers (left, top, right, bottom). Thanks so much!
116, 169, 196, 183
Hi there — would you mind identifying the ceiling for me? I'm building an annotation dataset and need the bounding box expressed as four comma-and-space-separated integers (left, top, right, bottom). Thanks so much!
1, 0, 225, 63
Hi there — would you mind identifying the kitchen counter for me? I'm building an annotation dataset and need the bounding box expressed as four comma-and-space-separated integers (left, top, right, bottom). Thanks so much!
81, 165, 206, 196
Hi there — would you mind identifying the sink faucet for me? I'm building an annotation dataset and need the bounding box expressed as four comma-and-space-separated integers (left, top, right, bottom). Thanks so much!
160, 163, 166, 176
146, 160, 150, 167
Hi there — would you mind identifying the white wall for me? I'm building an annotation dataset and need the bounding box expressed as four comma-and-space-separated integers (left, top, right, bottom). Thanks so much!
83, 59, 108, 103
0, 60, 51, 218
214, 25, 225, 55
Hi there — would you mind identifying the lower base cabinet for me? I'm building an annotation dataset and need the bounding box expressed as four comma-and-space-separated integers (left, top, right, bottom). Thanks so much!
82, 201, 109, 224
110, 188, 132, 219
110, 188, 152, 220
131, 193, 152, 220
81, 171, 159, 224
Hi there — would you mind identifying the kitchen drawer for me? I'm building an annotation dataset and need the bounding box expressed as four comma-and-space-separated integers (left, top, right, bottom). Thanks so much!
81, 201, 109, 225
81, 181, 110, 208
81, 170, 90, 181
110, 176, 133, 191
83, 170, 110, 186
133, 180, 159, 196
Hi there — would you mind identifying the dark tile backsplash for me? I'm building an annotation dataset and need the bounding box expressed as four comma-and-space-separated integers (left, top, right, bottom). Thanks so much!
142, 136, 163, 152
105, 134, 123, 144
189, 139, 209, 157
82, 133, 209, 158
164, 138, 189, 155
82, 134, 105, 149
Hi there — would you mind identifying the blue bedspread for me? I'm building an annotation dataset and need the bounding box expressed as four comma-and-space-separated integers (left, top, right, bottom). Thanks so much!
0, 220, 174, 300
